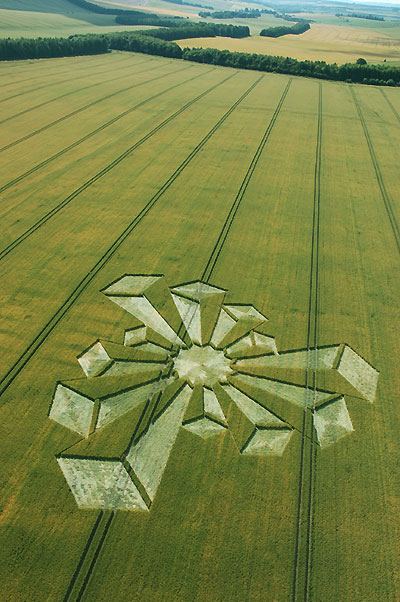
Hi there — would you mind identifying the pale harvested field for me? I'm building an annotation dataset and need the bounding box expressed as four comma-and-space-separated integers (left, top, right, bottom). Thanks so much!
0, 52, 399, 602
178, 22, 400, 64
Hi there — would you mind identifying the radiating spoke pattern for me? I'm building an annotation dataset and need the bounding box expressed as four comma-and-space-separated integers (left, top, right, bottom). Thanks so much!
49, 274, 379, 511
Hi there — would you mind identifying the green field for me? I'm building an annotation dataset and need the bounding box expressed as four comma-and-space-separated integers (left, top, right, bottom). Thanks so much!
0, 0, 157, 37
2, 0, 400, 66
176, 18, 400, 65
0, 0, 287, 38
0, 51, 399, 601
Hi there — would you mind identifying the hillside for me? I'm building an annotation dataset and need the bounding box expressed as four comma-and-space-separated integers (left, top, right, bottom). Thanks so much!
0, 0, 153, 37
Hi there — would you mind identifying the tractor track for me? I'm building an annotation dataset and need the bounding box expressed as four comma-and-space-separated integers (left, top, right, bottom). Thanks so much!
202, 78, 292, 282
0, 58, 170, 153
351, 87, 400, 254
1, 74, 48, 89
292, 83, 323, 602
63, 385, 160, 602
2, 76, 259, 602
379, 88, 400, 126
61, 373, 163, 601
0, 54, 146, 104
303, 82, 323, 602
1, 64, 106, 90
64, 511, 115, 602
0, 56, 154, 126
291, 84, 399, 602
74, 512, 115, 602
0, 69, 266, 401
61, 74, 295, 602
0, 52, 119, 82
63, 511, 106, 602
0, 56, 109, 86
0, 63, 196, 195
57, 73, 272, 602
0, 66, 215, 261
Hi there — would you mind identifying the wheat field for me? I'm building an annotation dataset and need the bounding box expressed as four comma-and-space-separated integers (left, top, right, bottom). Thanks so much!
0, 52, 399, 601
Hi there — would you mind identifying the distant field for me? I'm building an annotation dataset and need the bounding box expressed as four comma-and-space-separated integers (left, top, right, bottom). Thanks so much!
0, 0, 289, 38
178, 22, 400, 64
3, 0, 400, 66
0, 51, 399, 601
96, 0, 290, 32
95, 0, 263, 16
0, 0, 155, 37
0, 8, 146, 38
297, 12, 400, 30
193, 12, 289, 35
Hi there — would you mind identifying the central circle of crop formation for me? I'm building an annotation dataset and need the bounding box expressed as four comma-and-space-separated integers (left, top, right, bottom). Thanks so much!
173, 345, 233, 387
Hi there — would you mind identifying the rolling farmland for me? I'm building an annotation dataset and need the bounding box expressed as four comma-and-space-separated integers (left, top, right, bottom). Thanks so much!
0, 51, 399, 601
0, 0, 156, 38
177, 22, 400, 65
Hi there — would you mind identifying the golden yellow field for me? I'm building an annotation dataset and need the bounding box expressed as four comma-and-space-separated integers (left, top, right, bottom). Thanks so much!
0, 50, 399, 601
178, 23, 400, 65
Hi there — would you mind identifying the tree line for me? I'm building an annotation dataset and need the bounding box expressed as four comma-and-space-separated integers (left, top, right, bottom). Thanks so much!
66, 0, 134, 15
68, 0, 213, 15
115, 13, 187, 27
100, 32, 182, 58
228, 0, 312, 23
181, 47, 400, 86
162, 0, 214, 10
92, 30, 400, 85
0, 35, 108, 61
260, 21, 310, 37
0, 21, 249, 61
336, 12, 385, 21
2, 27, 399, 86
141, 22, 250, 39
199, 9, 263, 19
